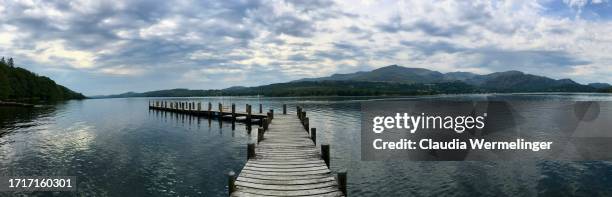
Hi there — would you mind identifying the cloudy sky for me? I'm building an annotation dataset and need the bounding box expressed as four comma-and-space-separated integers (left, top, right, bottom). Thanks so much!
1, 0, 611, 95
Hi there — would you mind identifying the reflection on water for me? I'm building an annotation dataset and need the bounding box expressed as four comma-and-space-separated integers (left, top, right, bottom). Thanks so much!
1, 94, 612, 196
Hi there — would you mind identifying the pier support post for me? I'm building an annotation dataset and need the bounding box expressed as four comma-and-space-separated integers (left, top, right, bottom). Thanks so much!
231, 104, 236, 118
321, 144, 330, 168
259, 104, 262, 113
228, 171, 236, 195
247, 104, 252, 122
297, 107, 302, 118
304, 117, 309, 131
310, 127, 316, 145
208, 102, 212, 116
283, 104, 287, 114
263, 118, 268, 130
257, 127, 264, 143
219, 103, 223, 113
338, 169, 347, 195
269, 109, 274, 120
198, 102, 201, 111
247, 143, 255, 160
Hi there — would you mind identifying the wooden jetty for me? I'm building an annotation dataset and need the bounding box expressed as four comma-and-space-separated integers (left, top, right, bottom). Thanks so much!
148, 101, 347, 196
229, 106, 347, 197
148, 100, 269, 123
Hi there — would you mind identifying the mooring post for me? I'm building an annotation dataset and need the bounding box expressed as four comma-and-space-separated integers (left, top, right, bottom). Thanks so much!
304, 117, 310, 131
247, 143, 255, 160
231, 104, 236, 118
310, 127, 316, 145
247, 104, 252, 122
219, 103, 222, 113
269, 109, 274, 120
257, 127, 264, 143
228, 170, 236, 195
297, 107, 302, 118
263, 118, 268, 130
259, 104, 262, 113
283, 104, 287, 114
322, 144, 330, 168
208, 102, 212, 116
338, 169, 347, 195
198, 102, 201, 111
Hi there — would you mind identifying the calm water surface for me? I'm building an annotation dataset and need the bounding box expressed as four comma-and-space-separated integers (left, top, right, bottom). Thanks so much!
1, 94, 612, 196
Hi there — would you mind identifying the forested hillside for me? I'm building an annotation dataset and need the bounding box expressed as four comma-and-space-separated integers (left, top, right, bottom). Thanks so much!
0, 57, 86, 101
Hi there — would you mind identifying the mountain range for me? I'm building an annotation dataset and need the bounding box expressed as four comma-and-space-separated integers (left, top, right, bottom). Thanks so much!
94, 65, 612, 98
296, 65, 604, 92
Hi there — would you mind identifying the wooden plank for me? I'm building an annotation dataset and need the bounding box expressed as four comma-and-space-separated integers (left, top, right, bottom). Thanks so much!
235, 180, 338, 191
245, 163, 326, 169
234, 186, 342, 196
242, 166, 329, 173
236, 176, 336, 185
240, 169, 331, 176
231, 190, 344, 197
238, 172, 332, 181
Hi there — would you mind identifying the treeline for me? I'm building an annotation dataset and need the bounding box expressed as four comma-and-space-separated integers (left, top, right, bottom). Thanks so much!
223, 81, 480, 96
0, 57, 86, 101
96, 81, 481, 98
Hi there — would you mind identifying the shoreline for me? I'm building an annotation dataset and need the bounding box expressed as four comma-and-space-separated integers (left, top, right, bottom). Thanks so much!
0, 100, 35, 107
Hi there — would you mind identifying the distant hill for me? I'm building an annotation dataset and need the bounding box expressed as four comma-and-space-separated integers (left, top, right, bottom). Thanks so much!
0, 57, 85, 101
588, 83, 611, 89
98, 65, 609, 98
296, 65, 445, 83
295, 65, 597, 92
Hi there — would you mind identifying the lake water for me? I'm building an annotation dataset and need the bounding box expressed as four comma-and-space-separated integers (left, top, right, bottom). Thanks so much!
1, 94, 612, 196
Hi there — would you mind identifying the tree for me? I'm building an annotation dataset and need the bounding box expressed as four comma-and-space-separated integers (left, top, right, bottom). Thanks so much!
7, 57, 14, 67
0, 57, 5, 65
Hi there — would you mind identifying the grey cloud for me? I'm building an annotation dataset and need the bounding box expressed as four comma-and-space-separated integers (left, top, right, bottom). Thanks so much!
288, 54, 309, 61
377, 15, 468, 37
470, 49, 591, 69
400, 40, 465, 55
400, 40, 590, 71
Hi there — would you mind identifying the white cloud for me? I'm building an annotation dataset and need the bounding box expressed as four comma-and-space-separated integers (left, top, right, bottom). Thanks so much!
98, 65, 146, 76
19, 40, 96, 69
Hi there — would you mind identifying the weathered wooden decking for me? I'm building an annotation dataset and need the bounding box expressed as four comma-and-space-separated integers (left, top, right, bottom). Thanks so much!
148, 101, 268, 123
231, 109, 346, 196
148, 101, 346, 196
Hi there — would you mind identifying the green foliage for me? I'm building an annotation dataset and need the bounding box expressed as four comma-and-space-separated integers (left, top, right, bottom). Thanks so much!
0, 58, 85, 101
